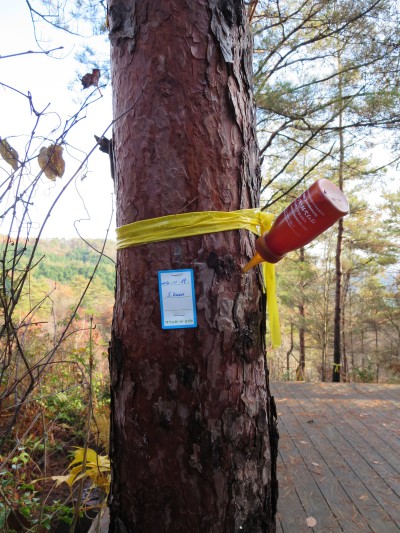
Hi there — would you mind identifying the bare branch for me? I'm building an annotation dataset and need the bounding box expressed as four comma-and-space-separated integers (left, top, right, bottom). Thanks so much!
0, 46, 64, 60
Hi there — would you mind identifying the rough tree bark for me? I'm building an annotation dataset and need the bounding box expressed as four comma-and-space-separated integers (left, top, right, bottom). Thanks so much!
107, 1, 278, 531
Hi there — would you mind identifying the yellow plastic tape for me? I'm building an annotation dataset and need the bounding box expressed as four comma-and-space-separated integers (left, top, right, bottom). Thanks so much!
116, 208, 281, 347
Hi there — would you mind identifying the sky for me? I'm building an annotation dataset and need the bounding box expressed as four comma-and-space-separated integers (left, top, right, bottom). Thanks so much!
0, 1, 115, 240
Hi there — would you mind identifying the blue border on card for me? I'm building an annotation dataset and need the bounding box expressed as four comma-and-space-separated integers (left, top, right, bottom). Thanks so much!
158, 269, 197, 329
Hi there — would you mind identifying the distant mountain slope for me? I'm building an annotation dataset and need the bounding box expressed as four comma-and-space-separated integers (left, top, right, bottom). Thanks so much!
27, 238, 116, 291
1, 236, 116, 329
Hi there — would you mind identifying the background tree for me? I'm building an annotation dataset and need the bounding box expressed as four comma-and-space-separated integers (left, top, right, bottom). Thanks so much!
254, 0, 400, 197
269, 187, 399, 382
252, 0, 400, 382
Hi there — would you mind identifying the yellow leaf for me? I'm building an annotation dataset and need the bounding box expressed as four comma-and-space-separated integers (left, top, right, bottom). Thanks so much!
0, 138, 19, 170
38, 144, 65, 181
56, 447, 111, 493
51, 474, 74, 488
69, 464, 86, 479
69, 447, 100, 466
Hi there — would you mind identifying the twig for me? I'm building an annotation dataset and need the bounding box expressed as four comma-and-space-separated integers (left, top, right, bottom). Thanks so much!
0, 46, 64, 60
248, 0, 259, 23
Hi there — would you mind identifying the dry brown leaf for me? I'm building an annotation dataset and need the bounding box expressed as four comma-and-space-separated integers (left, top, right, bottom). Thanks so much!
81, 68, 101, 89
38, 144, 65, 181
0, 138, 19, 170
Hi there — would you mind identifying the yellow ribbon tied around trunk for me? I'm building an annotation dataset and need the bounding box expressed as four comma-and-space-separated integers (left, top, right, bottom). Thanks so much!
116, 208, 281, 347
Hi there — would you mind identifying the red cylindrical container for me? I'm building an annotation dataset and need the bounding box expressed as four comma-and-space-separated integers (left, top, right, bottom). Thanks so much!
243, 179, 349, 271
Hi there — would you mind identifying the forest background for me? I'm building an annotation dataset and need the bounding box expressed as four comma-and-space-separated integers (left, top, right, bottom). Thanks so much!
0, 0, 399, 530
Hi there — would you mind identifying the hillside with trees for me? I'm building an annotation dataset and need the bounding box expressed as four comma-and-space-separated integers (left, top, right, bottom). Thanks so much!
15, 237, 115, 322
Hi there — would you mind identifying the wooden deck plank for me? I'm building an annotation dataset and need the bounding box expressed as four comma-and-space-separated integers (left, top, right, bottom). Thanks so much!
281, 382, 400, 463
297, 383, 400, 482
276, 384, 375, 532
290, 413, 398, 532
321, 383, 400, 452
298, 385, 400, 497
284, 382, 400, 529
277, 430, 342, 531
327, 383, 400, 416
276, 456, 311, 533
271, 382, 400, 533
322, 426, 400, 531
279, 411, 372, 532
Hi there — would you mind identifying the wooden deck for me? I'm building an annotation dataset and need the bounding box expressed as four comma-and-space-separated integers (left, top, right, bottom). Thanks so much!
271, 381, 400, 533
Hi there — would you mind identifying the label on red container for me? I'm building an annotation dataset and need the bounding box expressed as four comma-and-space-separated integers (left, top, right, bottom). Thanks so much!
257, 179, 349, 262
284, 189, 325, 236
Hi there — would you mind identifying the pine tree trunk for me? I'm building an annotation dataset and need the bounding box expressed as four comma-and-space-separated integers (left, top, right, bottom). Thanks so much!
333, 212, 344, 383
333, 51, 345, 383
341, 271, 350, 381
296, 248, 305, 381
107, 1, 278, 531
286, 322, 293, 375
